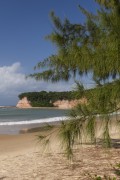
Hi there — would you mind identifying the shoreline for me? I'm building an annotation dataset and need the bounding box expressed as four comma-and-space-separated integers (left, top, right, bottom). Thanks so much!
0, 106, 71, 110
0, 118, 68, 135
0, 108, 70, 135
0, 114, 120, 135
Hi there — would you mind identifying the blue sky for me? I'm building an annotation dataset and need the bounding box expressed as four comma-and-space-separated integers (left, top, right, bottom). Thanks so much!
0, 0, 98, 105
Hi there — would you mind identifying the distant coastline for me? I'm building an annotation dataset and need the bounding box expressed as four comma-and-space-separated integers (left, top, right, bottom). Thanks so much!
0, 105, 67, 110
0, 106, 16, 108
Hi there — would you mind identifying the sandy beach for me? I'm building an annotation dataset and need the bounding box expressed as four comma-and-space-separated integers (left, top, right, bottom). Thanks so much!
0, 125, 120, 180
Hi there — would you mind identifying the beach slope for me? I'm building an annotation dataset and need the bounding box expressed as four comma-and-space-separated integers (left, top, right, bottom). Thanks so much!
0, 129, 120, 180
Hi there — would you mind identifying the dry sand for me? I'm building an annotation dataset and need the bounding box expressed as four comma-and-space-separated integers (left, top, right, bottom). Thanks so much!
0, 125, 120, 180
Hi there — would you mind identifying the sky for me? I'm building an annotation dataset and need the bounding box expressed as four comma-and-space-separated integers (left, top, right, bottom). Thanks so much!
0, 0, 99, 105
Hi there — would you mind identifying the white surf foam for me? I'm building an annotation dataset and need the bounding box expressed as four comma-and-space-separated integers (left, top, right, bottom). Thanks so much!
0, 116, 69, 126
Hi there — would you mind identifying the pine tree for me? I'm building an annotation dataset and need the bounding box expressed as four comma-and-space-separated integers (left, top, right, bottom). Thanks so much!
30, 0, 120, 159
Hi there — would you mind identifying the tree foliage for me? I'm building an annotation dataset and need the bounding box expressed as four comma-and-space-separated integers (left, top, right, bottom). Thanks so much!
30, 0, 120, 159
19, 91, 77, 107
30, 0, 120, 83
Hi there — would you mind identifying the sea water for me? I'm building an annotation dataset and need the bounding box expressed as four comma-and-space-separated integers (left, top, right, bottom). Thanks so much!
0, 108, 69, 134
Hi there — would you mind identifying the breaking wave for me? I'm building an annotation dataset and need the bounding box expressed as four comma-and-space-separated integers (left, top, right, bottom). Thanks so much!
0, 116, 69, 126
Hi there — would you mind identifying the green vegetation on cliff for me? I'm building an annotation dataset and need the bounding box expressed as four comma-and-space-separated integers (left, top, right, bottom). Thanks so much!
18, 91, 77, 107
18, 81, 117, 108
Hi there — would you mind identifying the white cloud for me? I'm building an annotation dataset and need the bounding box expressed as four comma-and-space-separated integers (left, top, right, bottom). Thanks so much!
0, 62, 75, 105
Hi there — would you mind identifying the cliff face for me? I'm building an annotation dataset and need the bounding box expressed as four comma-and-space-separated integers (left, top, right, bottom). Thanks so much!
16, 97, 87, 109
53, 98, 87, 109
16, 97, 32, 108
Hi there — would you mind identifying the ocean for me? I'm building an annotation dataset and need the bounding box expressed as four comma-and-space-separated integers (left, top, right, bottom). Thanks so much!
0, 108, 69, 134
